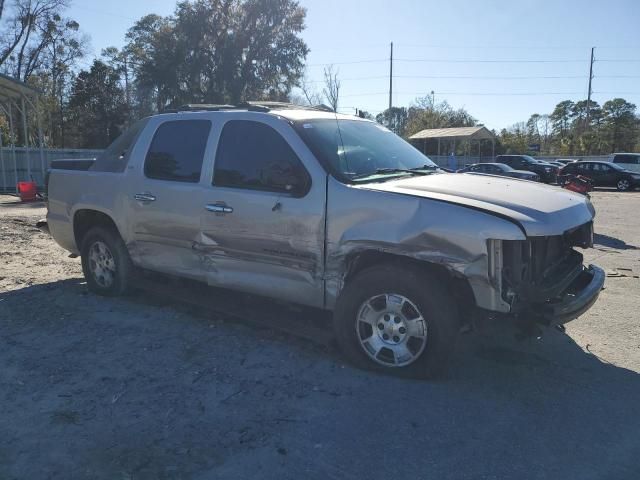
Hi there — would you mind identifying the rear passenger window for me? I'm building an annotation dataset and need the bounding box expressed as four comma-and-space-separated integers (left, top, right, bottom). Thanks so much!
213, 120, 310, 195
145, 120, 211, 182
614, 155, 638, 165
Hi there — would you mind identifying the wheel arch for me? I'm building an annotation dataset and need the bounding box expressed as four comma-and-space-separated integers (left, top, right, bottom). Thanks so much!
73, 209, 123, 250
339, 249, 477, 318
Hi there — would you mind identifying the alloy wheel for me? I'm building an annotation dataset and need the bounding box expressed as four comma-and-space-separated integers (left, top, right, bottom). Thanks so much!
355, 293, 428, 367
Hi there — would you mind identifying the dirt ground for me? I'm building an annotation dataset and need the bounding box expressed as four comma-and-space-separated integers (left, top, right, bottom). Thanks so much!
1, 191, 639, 480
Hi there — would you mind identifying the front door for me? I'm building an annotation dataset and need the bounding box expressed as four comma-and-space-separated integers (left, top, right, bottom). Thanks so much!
127, 118, 213, 281
198, 117, 326, 308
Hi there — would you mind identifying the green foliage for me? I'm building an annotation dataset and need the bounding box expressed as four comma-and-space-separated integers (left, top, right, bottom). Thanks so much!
501, 98, 639, 155
125, 0, 309, 110
66, 60, 128, 148
404, 97, 476, 137
376, 107, 408, 136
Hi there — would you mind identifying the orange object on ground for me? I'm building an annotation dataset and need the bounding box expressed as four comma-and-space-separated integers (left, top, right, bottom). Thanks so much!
17, 181, 38, 201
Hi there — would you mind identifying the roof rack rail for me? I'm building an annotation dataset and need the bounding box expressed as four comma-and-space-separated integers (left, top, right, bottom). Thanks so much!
163, 104, 237, 113
162, 101, 337, 114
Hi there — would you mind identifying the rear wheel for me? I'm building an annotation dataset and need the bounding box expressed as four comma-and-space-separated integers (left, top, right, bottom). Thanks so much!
617, 178, 631, 191
334, 264, 460, 379
81, 226, 133, 296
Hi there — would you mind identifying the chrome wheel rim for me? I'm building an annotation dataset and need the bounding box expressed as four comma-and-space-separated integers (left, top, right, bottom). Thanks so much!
618, 179, 629, 190
88, 241, 116, 288
356, 293, 428, 367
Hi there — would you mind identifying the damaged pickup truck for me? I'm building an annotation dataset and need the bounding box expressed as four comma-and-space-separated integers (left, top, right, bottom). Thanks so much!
46, 103, 605, 378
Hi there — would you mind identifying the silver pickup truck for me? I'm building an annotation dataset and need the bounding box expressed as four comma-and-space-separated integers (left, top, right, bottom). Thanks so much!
47, 103, 604, 378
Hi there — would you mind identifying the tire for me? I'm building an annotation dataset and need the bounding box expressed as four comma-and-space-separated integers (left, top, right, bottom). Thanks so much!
80, 226, 133, 296
616, 178, 631, 191
333, 264, 460, 379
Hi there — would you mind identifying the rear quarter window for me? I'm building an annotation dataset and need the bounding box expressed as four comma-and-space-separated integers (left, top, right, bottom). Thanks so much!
144, 120, 212, 182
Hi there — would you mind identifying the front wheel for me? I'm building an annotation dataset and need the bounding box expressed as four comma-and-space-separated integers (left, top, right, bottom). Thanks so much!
617, 178, 631, 191
81, 226, 133, 296
333, 264, 460, 379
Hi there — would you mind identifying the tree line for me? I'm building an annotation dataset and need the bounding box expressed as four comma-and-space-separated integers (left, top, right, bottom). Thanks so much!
0, 0, 638, 155
499, 98, 639, 156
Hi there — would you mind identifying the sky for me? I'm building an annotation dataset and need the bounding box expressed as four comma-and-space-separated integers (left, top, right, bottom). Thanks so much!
68, 0, 640, 130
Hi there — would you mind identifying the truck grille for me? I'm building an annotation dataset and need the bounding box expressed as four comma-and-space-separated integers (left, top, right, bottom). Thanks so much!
501, 222, 592, 305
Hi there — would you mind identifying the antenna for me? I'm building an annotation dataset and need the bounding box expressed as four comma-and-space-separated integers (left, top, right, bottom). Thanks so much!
388, 41, 393, 112
586, 47, 595, 128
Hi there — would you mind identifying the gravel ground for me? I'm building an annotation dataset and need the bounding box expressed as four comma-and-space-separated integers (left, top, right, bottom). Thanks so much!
0, 191, 639, 480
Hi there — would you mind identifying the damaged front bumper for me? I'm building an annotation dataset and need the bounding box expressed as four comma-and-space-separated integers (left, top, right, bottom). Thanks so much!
532, 264, 605, 325
490, 222, 605, 326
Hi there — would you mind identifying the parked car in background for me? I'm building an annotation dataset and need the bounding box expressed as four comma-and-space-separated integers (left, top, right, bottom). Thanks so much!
560, 160, 640, 191
556, 159, 578, 165
546, 161, 566, 169
495, 155, 559, 183
457, 162, 539, 181
608, 153, 640, 173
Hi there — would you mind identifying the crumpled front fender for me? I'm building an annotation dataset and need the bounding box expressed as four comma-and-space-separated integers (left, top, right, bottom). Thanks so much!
325, 178, 526, 311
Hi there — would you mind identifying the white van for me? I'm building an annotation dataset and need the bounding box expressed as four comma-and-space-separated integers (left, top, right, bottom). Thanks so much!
609, 153, 640, 173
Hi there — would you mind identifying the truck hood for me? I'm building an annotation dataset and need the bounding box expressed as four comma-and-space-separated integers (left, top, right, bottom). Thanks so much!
358, 173, 594, 236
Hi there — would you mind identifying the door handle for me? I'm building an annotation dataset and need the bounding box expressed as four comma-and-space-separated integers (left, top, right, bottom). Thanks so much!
134, 193, 156, 202
205, 203, 233, 214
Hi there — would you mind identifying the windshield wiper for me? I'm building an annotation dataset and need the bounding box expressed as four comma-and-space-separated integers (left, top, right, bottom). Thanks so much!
351, 166, 437, 180
409, 164, 439, 171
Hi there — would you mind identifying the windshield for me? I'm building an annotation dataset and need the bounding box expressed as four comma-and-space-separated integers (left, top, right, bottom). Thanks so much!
294, 119, 438, 182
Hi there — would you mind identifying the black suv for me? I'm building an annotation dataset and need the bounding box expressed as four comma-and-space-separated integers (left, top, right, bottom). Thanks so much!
495, 155, 559, 183
560, 161, 639, 191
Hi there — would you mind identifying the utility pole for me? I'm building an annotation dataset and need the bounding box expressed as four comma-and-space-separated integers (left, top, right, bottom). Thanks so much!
586, 47, 595, 128
388, 42, 393, 112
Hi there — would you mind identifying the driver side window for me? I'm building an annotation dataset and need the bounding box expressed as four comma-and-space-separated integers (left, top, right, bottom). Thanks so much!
213, 120, 310, 196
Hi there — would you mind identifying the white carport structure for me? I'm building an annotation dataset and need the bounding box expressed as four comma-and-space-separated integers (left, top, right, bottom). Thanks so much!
0, 73, 45, 193
409, 126, 496, 160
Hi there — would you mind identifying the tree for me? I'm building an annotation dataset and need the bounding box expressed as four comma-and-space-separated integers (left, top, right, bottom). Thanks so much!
66, 60, 128, 148
322, 64, 340, 111
602, 98, 638, 152
550, 100, 574, 137
296, 71, 322, 106
0, 0, 72, 81
0, 0, 86, 147
404, 97, 476, 137
376, 107, 407, 135
499, 122, 530, 154
125, 0, 309, 110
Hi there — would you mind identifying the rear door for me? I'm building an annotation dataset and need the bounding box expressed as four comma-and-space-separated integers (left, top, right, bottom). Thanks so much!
198, 115, 327, 308
127, 117, 213, 281
593, 163, 617, 186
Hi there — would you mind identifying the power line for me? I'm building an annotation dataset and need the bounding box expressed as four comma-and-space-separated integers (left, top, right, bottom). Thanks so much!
395, 58, 586, 64
72, 5, 138, 21
306, 59, 387, 67
597, 59, 640, 63
395, 74, 588, 79
341, 91, 595, 98
304, 74, 595, 83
